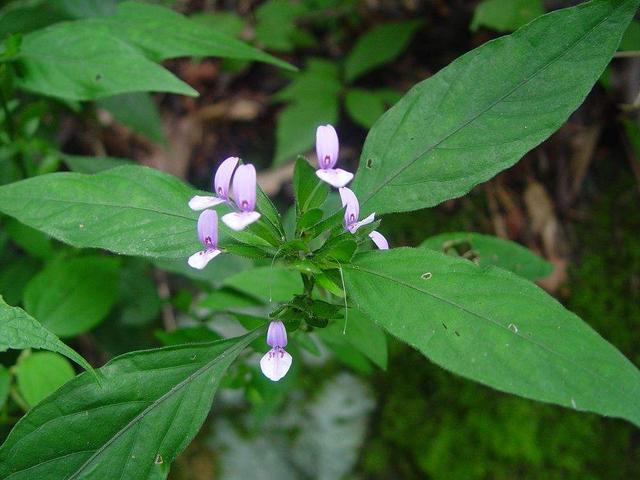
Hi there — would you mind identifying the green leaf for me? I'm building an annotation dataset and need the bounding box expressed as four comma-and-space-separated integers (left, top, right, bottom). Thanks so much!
254, 0, 308, 52
223, 266, 303, 303
324, 309, 387, 369
293, 157, 329, 214
0, 257, 39, 306
0, 296, 92, 372
352, 0, 639, 216
96, 1, 293, 70
343, 248, 640, 426
189, 11, 245, 38
421, 231, 552, 280
16, 21, 197, 101
344, 88, 386, 129
0, 365, 10, 410
62, 154, 132, 174
97, 92, 165, 144
199, 288, 263, 311
274, 60, 341, 166
344, 20, 422, 83
117, 260, 161, 327
154, 326, 221, 346
15, 351, 75, 407
0, 165, 266, 259
471, 0, 544, 32
24, 255, 121, 337
3, 217, 53, 259
619, 20, 640, 50
0, 330, 261, 479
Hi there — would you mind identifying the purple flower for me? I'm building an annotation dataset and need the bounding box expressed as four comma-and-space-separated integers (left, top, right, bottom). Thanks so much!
260, 321, 292, 381
188, 210, 221, 269
315, 124, 353, 188
189, 156, 239, 210
222, 164, 261, 231
339, 187, 389, 250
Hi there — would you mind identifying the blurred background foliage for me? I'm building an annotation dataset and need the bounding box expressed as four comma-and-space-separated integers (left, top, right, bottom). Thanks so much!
0, 0, 639, 478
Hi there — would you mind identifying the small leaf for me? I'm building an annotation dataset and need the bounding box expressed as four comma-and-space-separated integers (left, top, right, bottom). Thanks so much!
293, 157, 329, 214
344, 20, 422, 83
297, 208, 324, 231
471, 0, 544, 32
223, 266, 303, 303
345, 88, 386, 129
0, 330, 262, 479
0, 365, 10, 410
352, 0, 639, 216
325, 309, 387, 370
421, 231, 552, 280
254, 0, 308, 53
3, 217, 53, 259
274, 60, 341, 166
96, 92, 165, 144
0, 296, 92, 372
15, 351, 75, 407
24, 255, 121, 337
344, 248, 640, 426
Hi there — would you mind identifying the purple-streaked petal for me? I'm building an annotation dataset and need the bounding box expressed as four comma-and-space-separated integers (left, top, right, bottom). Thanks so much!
369, 230, 389, 250
339, 187, 360, 230
187, 248, 221, 269
260, 347, 292, 381
350, 212, 376, 233
197, 209, 218, 248
316, 124, 339, 170
266, 321, 287, 348
222, 211, 261, 231
189, 195, 224, 211
316, 168, 353, 188
213, 156, 239, 200
232, 164, 257, 212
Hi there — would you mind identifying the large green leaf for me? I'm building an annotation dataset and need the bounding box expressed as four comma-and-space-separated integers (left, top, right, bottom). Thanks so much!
343, 248, 640, 426
93, 1, 293, 70
0, 296, 92, 372
352, 0, 639, 216
0, 165, 269, 259
16, 21, 197, 101
0, 330, 261, 479
23, 256, 121, 337
421, 231, 552, 280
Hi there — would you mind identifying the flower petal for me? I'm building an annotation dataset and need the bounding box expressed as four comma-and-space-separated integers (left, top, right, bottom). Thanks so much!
197, 209, 218, 248
316, 124, 339, 169
188, 195, 224, 211
369, 230, 389, 250
213, 156, 239, 200
187, 248, 221, 269
339, 186, 360, 230
351, 212, 375, 233
222, 211, 261, 231
232, 164, 257, 212
266, 320, 287, 348
316, 168, 353, 188
260, 348, 292, 382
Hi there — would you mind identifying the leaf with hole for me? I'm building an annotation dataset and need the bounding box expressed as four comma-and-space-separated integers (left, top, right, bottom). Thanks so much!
352, 0, 639, 216
344, 248, 640, 426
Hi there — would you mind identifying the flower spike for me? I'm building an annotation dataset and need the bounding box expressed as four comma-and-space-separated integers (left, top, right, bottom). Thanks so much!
339, 187, 389, 250
315, 124, 353, 188
189, 156, 239, 210
222, 164, 261, 231
260, 321, 292, 381
188, 210, 222, 269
